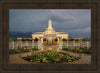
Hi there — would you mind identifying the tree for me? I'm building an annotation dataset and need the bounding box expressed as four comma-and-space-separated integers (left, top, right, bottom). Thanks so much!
68, 38, 75, 41
74, 39, 79, 41
62, 38, 67, 41
34, 38, 38, 41
82, 38, 91, 41
43, 38, 47, 44
21, 38, 26, 41
9, 37, 13, 42
26, 38, 31, 41
43, 38, 47, 41
55, 38, 58, 42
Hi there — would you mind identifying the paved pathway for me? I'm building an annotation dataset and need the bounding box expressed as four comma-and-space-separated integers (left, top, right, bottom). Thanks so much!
43, 44, 59, 51
60, 50, 91, 64
9, 50, 91, 64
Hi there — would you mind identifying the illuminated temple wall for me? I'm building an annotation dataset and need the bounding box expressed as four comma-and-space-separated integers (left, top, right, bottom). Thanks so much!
32, 14, 69, 41
32, 33, 69, 40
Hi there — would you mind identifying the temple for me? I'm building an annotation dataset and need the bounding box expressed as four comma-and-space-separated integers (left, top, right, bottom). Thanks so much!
32, 14, 69, 44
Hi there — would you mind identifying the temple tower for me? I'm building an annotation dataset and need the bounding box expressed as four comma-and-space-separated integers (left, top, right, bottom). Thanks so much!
48, 13, 52, 29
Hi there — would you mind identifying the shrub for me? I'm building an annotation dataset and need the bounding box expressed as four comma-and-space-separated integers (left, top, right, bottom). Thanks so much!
12, 49, 20, 53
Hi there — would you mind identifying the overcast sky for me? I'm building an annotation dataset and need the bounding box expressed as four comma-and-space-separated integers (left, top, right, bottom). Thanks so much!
9, 9, 91, 38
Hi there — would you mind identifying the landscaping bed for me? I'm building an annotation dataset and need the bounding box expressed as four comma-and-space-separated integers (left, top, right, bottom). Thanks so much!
63, 48, 91, 54
22, 50, 81, 64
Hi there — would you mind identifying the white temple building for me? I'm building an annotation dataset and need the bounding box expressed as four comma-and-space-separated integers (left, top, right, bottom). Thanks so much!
32, 14, 69, 44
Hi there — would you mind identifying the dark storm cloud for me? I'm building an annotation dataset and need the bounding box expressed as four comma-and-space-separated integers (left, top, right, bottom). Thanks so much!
51, 14, 74, 23
9, 9, 91, 38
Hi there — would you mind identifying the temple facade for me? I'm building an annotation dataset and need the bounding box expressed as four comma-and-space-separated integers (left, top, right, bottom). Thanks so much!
32, 14, 69, 44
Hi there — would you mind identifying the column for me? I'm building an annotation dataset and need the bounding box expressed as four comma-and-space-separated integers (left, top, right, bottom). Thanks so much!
38, 37, 42, 50
59, 37, 62, 50
26, 41, 28, 46
41, 38, 43, 50
21, 41, 22, 48
73, 41, 75, 47
80, 40, 82, 48
67, 41, 68, 48
57, 38, 59, 44
32, 40, 34, 48
87, 41, 88, 49
12, 41, 14, 49
41, 38, 43, 44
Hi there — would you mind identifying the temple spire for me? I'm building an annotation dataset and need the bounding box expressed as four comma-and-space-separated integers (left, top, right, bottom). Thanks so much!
48, 13, 52, 29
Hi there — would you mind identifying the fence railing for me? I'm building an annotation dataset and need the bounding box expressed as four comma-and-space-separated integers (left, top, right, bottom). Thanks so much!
9, 41, 38, 49
63, 41, 91, 49
9, 41, 91, 49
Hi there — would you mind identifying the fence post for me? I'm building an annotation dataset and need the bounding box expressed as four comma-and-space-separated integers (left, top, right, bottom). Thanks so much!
27, 41, 29, 46
32, 40, 34, 48
12, 41, 14, 49
87, 41, 88, 49
74, 41, 75, 47
15, 41, 16, 49
67, 41, 68, 48
59, 37, 62, 50
21, 41, 22, 48
9, 42, 10, 49
26, 41, 27, 47
79, 41, 80, 48
38, 38, 42, 50
17, 41, 19, 49
80, 40, 82, 48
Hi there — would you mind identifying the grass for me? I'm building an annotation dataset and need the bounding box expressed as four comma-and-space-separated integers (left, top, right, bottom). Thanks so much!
63, 48, 91, 54
9, 48, 38, 54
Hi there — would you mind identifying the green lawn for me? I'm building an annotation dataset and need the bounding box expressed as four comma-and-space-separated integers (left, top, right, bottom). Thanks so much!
9, 48, 38, 54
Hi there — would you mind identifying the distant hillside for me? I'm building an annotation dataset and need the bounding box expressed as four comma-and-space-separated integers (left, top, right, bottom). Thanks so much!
9, 32, 32, 39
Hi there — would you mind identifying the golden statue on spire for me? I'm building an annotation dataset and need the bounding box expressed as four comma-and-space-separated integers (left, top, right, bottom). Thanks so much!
48, 13, 52, 29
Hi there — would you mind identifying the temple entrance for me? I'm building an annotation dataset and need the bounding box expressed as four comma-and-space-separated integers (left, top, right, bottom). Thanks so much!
42, 37, 59, 51
43, 35, 59, 45
48, 36, 52, 45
